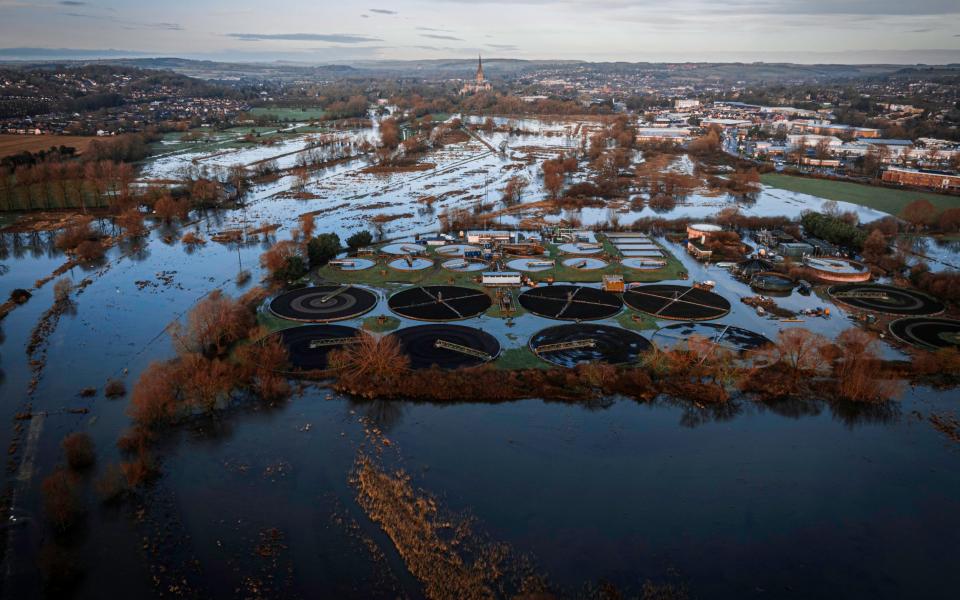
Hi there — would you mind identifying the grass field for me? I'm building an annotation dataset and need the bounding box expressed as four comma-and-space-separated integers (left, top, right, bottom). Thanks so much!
0, 134, 100, 159
250, 107, 326, 121
760, 173, 959, 216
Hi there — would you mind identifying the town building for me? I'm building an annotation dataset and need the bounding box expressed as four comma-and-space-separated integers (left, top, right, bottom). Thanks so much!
460, 56, 493, 95
882, 166, 960, 191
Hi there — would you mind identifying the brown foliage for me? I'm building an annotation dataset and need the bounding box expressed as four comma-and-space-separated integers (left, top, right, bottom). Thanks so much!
42, 468, 84, 531
116, 208, 146, 237
180, 231, 206, 246
62, 432, 95, 470
75, 238, 106, 261
380, 117, 401, 150
153, 193, 188, 223
170, 289, 254, 357
95, 463, 128, 503
128, 360, 181, 428
55, 216, 97, 251
826, 329, 901, 403
236, 330, 291, 401
104, 378, 126, 397
329, 333, 410, 395
900, 199, 938, 230
259, 240, 303, 280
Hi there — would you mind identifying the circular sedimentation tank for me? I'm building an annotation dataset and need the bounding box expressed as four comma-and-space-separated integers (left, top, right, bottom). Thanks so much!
388, 285, 492, 321
530, 323, 652, 368
750, 271, 795, 293
624, 284, 731, 321
269, 285, 378, 323
518, 285, 623, 321
561, 257, 608, 270
889, 317, 960, 350
828, 283, 944, 316
651, 322, 773, 353
436, 244, 482, 256
441, 258, 487, 272
802, 256, 870, 282
506, 258, 554, 272
735, 258, 774, 278
391, 324, 500, 369
557, 242, 602, 255
332, 258, 376, 271
380, 242, 425, 255
621, 257, 666, 270
387, 257, 434, 271
271, 324, 360, 371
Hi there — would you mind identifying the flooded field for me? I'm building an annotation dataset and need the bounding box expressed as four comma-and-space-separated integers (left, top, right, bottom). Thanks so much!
1, 115, 959, 598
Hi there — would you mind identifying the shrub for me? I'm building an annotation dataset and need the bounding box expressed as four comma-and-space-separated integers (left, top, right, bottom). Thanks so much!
41, 468, 84, 531
104, 379, 126, 398
53, 278, 73, 303
95, 463, 128, 503
62, 432, 95, 470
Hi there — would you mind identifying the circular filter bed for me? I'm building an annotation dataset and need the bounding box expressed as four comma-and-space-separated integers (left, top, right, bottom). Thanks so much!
331, 258, 376, 271
387, 257, 434, 271
388, 285, 492, 321
651, 322, 773, 353
621, 257, 666, 270
380, 242, 425, 255
518, 285, 623, 321
441, 258, 487, 272
557, 243, 602, 255
530, 323, 652, 367
436, 244, 481, 256
506, 258, 554, 272
391, 324, 500, 369
270, 285, 378, 323
828, 283, 944, 316
271, 325, 360, 371
889, 317, 960, 350
561, 257, 608, 270
750, 271, 795, 293
624, 284, 731, 321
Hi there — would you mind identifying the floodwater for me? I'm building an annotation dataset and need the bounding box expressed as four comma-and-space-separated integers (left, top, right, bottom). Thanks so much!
0, 117, 959, 598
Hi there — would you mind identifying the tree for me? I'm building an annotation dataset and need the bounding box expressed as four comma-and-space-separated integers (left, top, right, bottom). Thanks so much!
299, 213, 316, 239
306, 233, 341, 267
42, 469, 84, 531
861, 229, 889, 265
900, 199, 938, 231
380, 117, 400, 150
346, 230, 373, 249
170, 289, 254, 358
62, 433, 95, 471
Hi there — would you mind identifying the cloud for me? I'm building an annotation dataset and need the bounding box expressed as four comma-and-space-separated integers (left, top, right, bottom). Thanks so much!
227, 33, 382, 43
420, 33, 463, 41
61, 11, 182, 30
59, 1, 86, 5
487, 43, 518, 51
369, 8, 396, 14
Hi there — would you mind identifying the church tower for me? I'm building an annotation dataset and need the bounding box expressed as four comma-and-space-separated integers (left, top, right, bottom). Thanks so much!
476, 55, 485, 83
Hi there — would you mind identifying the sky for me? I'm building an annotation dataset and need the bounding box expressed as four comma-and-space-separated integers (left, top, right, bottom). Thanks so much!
1, 0, 959, 64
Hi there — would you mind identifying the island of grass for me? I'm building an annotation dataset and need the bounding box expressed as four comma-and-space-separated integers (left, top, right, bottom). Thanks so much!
760, 173, 958, 216
362, 315, 401, 332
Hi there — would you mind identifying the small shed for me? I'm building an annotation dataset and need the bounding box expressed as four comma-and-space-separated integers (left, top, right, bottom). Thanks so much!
602, 275, 625, 293
482, 271, 522, 287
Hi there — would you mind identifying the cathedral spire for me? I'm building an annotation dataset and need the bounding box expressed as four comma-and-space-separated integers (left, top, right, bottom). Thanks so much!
476, 54, 485, 83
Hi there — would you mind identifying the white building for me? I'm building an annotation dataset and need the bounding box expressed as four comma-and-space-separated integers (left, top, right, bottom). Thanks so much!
674, 99, 701, 110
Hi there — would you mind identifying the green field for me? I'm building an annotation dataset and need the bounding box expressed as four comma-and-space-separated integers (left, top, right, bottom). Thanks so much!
760, 173, 959, 216
250, 107, 327, 122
